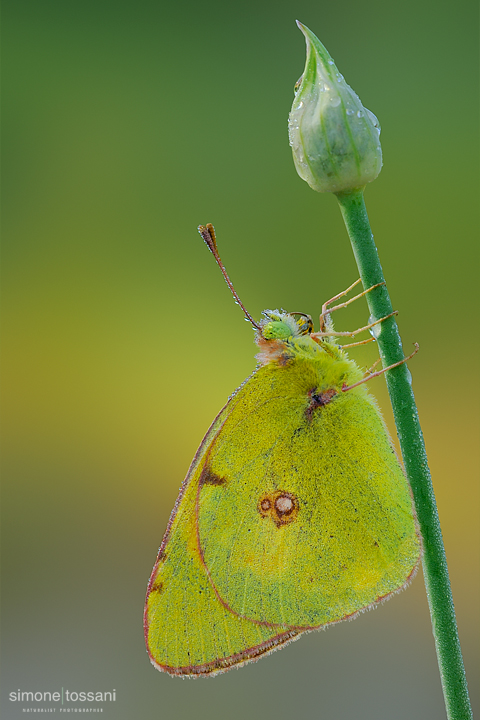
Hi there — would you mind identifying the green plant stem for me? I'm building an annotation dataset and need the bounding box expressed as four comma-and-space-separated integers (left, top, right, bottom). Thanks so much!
335, 188, 472, 720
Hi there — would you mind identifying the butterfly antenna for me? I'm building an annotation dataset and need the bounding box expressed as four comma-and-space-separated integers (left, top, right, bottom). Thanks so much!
198, 224, 261, 330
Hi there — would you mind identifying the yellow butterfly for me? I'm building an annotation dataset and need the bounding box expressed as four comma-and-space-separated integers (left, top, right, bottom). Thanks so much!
144, 224, 420, 677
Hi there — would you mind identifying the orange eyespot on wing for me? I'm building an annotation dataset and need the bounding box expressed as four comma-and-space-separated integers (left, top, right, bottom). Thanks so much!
258, 491, 299, 527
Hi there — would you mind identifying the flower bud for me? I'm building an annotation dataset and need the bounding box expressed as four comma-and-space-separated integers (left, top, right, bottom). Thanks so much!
288, 22, 382, 194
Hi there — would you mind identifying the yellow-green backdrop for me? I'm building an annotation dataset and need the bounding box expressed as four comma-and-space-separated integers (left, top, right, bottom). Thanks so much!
2, 0, 478, 718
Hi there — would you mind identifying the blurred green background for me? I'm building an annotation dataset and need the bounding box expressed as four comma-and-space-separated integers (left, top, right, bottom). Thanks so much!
2, 0, 478, 718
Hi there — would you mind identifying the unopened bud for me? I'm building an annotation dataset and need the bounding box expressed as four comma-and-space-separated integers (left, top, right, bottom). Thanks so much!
289, 22, 382, 194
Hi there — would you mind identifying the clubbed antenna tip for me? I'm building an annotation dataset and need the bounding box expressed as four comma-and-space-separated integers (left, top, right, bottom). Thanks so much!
197, 224, 260, 330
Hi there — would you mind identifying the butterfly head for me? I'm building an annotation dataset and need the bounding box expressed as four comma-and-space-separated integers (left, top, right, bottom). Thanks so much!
256, 310, 325, 366
260, 310, 313, 340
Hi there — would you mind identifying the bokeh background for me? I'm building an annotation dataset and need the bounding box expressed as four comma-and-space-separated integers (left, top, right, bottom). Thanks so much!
2, 0, 478, 718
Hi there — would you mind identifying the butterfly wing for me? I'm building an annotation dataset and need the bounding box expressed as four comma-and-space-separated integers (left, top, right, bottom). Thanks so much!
144, 398, 303, 677
197, 358, 421, 629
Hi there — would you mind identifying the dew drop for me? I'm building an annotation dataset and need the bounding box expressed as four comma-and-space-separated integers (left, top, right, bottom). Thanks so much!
369, 316, 382, 339
294, 75, 303, 95
330, 96, 341, 107
357, 110, 364, 118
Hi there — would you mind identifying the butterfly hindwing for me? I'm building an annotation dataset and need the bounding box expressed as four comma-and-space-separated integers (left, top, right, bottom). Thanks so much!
197, 357, 420, 629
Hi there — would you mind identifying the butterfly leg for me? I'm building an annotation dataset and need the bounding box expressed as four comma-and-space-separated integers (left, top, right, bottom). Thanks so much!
319, 280, 385, 332
340, 337, 375, 349
342, 343, 420, 391
363, 358, 382, 377
313, 310, 398, 339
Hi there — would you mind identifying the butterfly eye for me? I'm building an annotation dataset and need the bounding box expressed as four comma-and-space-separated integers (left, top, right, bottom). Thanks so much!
289, 312, 314, 335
